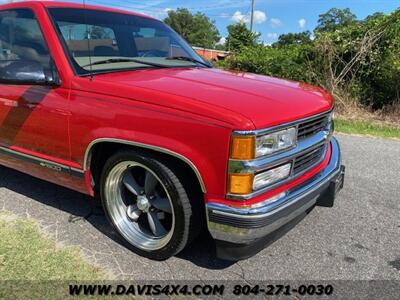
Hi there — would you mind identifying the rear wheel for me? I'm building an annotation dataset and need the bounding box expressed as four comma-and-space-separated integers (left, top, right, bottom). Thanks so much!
100, 151, 195, 260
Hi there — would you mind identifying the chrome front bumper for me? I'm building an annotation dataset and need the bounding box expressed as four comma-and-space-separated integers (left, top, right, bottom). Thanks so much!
206, 137, 345, 247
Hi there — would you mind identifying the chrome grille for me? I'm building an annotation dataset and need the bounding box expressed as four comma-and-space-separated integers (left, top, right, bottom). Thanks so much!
293, 144, 325, 175
297, 114, 329, 140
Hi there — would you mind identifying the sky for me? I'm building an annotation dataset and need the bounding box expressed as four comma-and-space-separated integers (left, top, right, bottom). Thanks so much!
1, 0, 399, 44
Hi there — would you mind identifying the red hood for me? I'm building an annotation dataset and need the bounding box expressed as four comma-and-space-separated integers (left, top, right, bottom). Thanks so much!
81, 68, 333, 130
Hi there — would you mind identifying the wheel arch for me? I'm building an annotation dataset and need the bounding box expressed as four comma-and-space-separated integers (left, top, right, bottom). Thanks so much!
83, 138, 206, 193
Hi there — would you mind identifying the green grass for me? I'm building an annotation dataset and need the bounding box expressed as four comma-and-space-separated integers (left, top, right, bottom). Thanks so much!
0, 213, 107, 298
0, 213, 108, 299
335, 118, 400, 139
0, 214, 105, 280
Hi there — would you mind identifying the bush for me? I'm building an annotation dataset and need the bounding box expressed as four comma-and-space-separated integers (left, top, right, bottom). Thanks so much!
220, 9, 400, 111
222, 44, 313, 83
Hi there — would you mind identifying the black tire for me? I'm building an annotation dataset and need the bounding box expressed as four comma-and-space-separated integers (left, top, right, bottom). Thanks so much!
100, 150, 197, 260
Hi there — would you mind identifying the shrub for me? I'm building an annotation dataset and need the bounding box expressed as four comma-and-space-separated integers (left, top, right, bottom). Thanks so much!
221, 9, 400, 111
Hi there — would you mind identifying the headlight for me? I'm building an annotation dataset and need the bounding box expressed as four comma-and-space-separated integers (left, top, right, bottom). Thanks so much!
230, 127, 297, 160
255, 127, 297, 157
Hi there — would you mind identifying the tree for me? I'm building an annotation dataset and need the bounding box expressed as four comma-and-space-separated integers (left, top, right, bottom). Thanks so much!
164, 8, 220, 48
225, 23, 259, 52
87, 26, 111, 39
308, 9, 399, 107
214, 43, 227, 51
222, 8, 400, 111
315, 8, 357, 32
365, 12, 385, 22
273, 31, 312, 48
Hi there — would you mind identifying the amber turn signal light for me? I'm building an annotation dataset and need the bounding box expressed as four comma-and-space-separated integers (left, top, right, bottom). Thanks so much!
228, 173, 254, 195
230, 136, 255, 160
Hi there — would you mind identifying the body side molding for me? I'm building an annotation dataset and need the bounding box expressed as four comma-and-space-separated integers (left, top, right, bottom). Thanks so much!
0, 145, 84, 178
83, 138, 207, 193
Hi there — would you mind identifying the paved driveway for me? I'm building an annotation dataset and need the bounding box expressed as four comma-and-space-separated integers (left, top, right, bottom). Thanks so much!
0, 134, 399, 280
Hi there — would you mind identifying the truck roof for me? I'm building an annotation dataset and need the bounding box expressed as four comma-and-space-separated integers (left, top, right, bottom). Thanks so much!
0, 1, 156, 20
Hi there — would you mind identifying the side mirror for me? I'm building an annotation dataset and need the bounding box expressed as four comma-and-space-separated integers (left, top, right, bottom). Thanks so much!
0, 60, 60, 86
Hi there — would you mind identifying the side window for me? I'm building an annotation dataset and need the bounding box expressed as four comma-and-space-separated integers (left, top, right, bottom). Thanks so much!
0, 9, 50, 69
58, 22, 119, 58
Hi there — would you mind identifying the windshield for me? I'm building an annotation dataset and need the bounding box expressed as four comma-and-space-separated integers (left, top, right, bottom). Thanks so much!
48, 8, 208, 75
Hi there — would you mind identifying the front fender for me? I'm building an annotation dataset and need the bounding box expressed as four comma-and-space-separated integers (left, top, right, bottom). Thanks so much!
68, 90, 233, 197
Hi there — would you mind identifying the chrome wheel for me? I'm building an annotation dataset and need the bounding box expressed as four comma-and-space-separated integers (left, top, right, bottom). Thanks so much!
104, 161, 175, 251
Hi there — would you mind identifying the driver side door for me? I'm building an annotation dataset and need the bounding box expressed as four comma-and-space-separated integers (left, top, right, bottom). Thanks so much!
0, 8, 70, 174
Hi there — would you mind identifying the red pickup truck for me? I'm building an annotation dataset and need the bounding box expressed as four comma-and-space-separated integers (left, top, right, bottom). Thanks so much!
0, 1, 345, 261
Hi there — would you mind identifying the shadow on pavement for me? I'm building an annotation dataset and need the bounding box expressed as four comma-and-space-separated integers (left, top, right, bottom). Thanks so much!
0, 165, 235, 269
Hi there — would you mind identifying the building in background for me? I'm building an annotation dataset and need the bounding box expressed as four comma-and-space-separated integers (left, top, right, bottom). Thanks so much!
193, 47, 231, 61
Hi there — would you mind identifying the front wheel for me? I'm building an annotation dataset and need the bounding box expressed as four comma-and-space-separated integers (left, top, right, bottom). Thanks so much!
100, 151, 196, 260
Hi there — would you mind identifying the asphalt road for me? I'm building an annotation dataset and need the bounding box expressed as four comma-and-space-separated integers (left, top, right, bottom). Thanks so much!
0, 134, 399, 281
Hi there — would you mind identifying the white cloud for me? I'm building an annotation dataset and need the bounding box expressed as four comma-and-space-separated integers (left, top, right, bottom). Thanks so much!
147, 7, 172, 19
267, 32, 278, 40
217, 37, 227, 45
253, 10, 267, 24
298, 18, 306, 29
231, 10, 267, 24
270, 18, 282, 28
231, 11, 248, 23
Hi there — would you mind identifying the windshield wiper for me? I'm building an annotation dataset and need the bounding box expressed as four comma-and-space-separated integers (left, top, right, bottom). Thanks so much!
82, 58, 169, 68
166, 56, 212, 68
